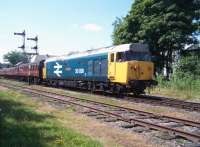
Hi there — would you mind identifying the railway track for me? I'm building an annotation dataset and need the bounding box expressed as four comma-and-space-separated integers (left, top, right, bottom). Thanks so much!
1, 81, 200, 144
127, 95, 200, 112
2, 78, 200, 113
2, 78, 200, 114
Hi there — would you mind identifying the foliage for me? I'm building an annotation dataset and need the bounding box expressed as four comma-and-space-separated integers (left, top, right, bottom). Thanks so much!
156, 73, 200, 99
0, 91, 102, 147
3, 50, 28, 65
156, 54, 200, 98
175, 53, 200, 78
112, 0, 200, 76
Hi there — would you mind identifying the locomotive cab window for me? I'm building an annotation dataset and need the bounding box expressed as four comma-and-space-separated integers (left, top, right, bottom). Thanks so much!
110, 53, 114, 62
116, 52, 124, 62
125, 50, 151, 61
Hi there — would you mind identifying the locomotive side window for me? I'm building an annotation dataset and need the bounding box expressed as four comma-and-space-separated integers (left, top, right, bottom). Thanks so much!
125, 51, 151, 61
88, 60, 93, 76
94, 60, 100, 76
110, 53, 114, 62
101, 59, 108, 76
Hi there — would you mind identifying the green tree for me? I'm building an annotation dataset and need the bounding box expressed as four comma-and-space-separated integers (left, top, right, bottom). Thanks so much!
113, 0, 200, 78
4, 51, 28, 65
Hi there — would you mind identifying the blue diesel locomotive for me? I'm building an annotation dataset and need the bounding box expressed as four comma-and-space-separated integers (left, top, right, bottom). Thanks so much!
43, 43, 157, 95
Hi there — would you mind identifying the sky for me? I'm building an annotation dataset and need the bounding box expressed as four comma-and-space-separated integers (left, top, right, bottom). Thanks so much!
0, 0, 133, 62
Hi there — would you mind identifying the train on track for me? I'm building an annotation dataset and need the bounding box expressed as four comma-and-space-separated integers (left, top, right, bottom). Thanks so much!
0, 43, 157, 95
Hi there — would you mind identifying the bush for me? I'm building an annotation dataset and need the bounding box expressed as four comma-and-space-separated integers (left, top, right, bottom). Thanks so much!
156, 53, 200, 98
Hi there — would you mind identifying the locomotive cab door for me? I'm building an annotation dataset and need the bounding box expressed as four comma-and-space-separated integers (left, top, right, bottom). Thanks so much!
108, 52, 129, 84
108, 53, 116, 81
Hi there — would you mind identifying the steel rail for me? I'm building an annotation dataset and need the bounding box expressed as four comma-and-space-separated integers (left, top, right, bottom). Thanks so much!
1, 79, 200, 112
18, 89, 200, 143
3, 82, 200, 128
1, 82, 200, 143
129, 95, 200, 112
1, 81, 200, 128
30, 87, 200, 128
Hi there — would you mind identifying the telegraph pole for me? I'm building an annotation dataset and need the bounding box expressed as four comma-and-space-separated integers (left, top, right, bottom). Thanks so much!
14, 30, 26, 52
27, 35, 38, 55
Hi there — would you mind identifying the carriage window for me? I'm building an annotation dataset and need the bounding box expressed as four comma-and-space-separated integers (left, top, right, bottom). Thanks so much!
110, 53, 114, 62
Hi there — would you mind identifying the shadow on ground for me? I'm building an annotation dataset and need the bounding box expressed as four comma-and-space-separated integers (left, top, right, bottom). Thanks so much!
0, 98, 56, 147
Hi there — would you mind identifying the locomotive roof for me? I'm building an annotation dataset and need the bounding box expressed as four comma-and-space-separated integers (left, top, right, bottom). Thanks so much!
46, 43, 149, 62
30, 55, 49, 64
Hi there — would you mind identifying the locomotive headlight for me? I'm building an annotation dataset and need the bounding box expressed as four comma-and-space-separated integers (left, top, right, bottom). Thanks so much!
134, 65, 138, 70
131, 66, 137, 70
135, 65, 137, 69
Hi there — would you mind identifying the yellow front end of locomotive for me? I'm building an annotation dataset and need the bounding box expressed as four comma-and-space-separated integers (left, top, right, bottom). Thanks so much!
127, 61, 154, 81
108, 61, 154, 85
109, 61, 129, 84
108, 51, 154, 85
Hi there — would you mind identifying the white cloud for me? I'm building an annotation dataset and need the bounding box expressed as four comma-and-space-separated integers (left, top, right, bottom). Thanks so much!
81, 24, 103, 32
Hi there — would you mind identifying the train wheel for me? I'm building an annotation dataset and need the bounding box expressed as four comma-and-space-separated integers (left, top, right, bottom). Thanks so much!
91, 83, 96, 93
55, 80, 59, 88
110, 85, 115, 95
116, 85, 124, 98
100, 84, 106, 95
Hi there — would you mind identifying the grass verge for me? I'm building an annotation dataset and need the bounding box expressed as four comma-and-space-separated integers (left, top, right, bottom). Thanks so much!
148, 75, 200, 101
0, 90, 102, 147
